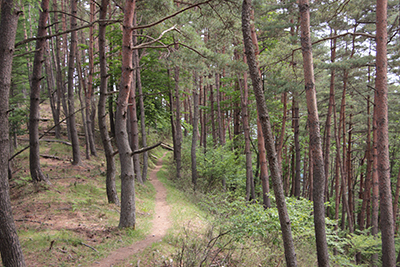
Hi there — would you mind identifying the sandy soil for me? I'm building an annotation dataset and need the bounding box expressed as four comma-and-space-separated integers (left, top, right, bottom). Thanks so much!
95, 152, 170, 266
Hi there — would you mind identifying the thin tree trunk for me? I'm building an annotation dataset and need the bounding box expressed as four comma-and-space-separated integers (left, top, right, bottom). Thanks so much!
347, 113, 353, 225
128, 25, 142, 184
371, 84, 379, 265
216, 73, 224, 146
29, 0, 51, 183
67, 0, 81, 165
174, 65, 182, 180
334, 103, 353, 233
0, 1, 26, 265
76, 57, 90, 160
376, 0, 396, 263
359, 97, 372, 232
98, 0, 119, 205
202, 83, 207, 151
323, 30, 336, 203
239, 70, 255, 201
168, 69, 176, 161
61, 0, 70, 141
116, 0, 136, 228
242, 1, 297, 265
277, 92, 287, 172
192, 72, 199, 190
210, 84, 216, 147
298, 0, 329, 265
293, 93, 301, 198
85, 0, 97, 157
45, 39, 61, 140
134, 47, 148, 182
52, 0, 63, 139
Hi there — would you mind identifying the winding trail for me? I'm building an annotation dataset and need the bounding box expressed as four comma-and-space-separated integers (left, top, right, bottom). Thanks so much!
96, 152, 171, 266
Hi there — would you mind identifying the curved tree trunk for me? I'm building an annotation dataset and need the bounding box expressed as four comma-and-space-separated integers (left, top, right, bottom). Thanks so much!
242, 1, 297, 265
98, 0, 119, 205
0, 1, 26, 265
67, 0, 81, 165
116, 0, 136, 228
29, 0, 51, 183
298, 0, 329, 265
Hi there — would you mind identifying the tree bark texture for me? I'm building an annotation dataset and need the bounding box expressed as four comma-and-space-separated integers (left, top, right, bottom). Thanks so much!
29, 0, 51, 183
116, 0, 136, 228
242, 1, 298, 266
239, 70, 255, 201
85, 0, 97, 157
0, 1, 26, 265
174, 66, 182, 180
67, 0, 81, 165
323, 31, 336, 202
298, 0, 329, 265
375, 0, 396, 264
98, 0, 119, 205
128, 30, 142, 183
135, 47, 148, 183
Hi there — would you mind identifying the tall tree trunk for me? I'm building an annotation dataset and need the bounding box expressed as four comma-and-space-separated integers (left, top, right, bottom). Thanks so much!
52, 0, 63, 139
216, 73, 224, 146
85, 0, 97, 157
239, 70, 255, 201
76, 57, 90, 159
128, 25, 142, 184
202, 83, 207, 151
116, 0, 136, 228
347, 113, 353, 225
323, 30, 336, 203
376, 0, 396, 264
0, 1, 26, 265
168, 69, 176, 161
334, 103, 353, 233
29, 0, 51, 183
210, 84, 217, 147
98, 0, 119, 205
359, 96, 372, 231
174, 66, 182, 180
135, 48, 148, 183
371, 84, 379, 265
45, 33, 61, 140
293, 94, 301, 198
393, 166, 400, 232
242, 1, 298, 265
61, 0, 70, 141
277, 92, 287, 172
67, 0, 81, 165
192, 72, 199, 190
298, 0, 329, 265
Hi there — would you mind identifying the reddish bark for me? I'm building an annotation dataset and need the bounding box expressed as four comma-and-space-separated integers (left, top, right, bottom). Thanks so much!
375, 0, 396, 263
299, 0, 329, 265
116, 0, 136, 228
242, 1, 298, 265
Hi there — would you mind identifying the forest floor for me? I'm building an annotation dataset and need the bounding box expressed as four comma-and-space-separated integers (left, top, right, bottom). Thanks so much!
95, 152, 171, 267
6, 102, 197, 266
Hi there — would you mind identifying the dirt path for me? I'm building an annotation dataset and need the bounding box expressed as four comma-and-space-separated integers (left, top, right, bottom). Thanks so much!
96, 152, 170, 266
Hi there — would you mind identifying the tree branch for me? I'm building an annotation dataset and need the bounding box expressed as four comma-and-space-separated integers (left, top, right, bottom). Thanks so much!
15, 0, 214, 48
